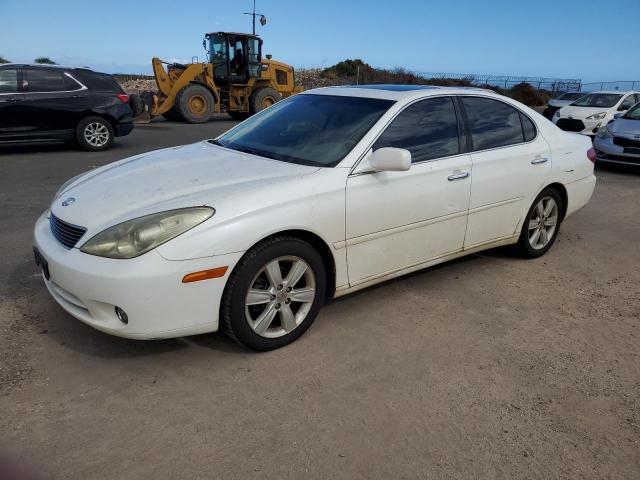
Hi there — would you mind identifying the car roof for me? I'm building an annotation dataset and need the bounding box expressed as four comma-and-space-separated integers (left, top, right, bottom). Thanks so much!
303, 84, 496, 101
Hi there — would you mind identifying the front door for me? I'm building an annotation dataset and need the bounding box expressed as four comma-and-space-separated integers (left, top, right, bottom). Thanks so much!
458, 96, 552, 248
0, 68, 30, 139
345, 96, 472, 285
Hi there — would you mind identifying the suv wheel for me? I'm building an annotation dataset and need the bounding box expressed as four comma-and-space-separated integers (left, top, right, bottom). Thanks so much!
76, 116, 114, 151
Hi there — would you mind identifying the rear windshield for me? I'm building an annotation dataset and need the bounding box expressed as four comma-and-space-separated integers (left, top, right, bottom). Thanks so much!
214, 94, 395, 167
571, 93, 622, 108
74, 70, 123, 92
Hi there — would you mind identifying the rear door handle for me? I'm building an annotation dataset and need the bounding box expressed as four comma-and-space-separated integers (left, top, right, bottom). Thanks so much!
447, 171, 470, 181
531, 157, 549, 165
7, 97, 24, 102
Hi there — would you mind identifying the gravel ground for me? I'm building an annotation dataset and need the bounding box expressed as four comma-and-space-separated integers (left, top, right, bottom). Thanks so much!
0, 120, 638, 479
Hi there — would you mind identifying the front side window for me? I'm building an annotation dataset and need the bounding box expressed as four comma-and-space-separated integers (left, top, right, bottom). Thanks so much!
571, 93, 623, 108
215, 94, 394, 167
0, 69, 18, 93
373, 97, 460, 162
23, 69, 79, 92
461, 97, 525, 151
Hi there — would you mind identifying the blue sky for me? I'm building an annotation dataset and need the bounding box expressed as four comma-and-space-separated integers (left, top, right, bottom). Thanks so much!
1, 0, 639, 83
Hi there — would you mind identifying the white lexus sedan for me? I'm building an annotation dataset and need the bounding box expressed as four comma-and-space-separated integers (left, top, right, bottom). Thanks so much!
34, 85, 596, 350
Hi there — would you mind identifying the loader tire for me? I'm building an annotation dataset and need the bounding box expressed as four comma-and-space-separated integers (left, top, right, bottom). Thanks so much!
176, 84, 215, 123
162, 106, 183, 122
129, 94, 144, 117
249, 87, 281, 115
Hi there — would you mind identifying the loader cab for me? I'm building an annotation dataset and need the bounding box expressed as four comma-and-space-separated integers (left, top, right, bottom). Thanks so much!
205, 32, 262, 85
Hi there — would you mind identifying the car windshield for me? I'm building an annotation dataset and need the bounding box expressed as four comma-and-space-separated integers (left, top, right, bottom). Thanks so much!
557, 92, 585, 101
213, 94, 395, 167
623, 103, 640, 120
571, 93, 623, 108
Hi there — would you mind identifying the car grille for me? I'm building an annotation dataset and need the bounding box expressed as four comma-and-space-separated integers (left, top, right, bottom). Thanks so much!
556, 119, 586, 132
50, 214, 87, 248
613, 136, 640, 148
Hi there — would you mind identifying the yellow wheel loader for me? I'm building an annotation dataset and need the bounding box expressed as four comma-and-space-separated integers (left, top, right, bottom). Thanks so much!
137, 32, 302, 123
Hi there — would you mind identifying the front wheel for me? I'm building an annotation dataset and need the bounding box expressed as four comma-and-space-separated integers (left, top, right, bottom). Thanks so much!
221, 237, 326, 351
516, 187, 563, 258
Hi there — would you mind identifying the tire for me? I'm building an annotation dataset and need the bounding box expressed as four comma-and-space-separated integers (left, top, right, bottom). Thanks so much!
221, 236, 326, 351
176, 84, 215, 123
227, 111, 249, 121
75, 116, 114, 151
129, 93, 144, 117
515, 187, 563, 258
162, 106, 183, 122
248, 87, 281, 115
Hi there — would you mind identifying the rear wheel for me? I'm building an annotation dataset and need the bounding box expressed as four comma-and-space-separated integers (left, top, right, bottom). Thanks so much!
221, 236, 326, 351
176, 84, 215, 123
129, 93, 144, 117
516, 187, 563, 258
75, 116, 114, 151
248, 87, 281, 115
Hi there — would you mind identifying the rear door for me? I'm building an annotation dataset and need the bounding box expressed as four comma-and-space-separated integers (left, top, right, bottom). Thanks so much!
22, 68, 91, 136
0, 68, 30, 138
459, 96, 551, 248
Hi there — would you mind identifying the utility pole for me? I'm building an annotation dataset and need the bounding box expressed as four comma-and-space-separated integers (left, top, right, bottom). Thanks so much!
244, 0, 267, 35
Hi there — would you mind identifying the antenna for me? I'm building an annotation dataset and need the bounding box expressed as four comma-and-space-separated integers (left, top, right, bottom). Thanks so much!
243, 0, 267, 35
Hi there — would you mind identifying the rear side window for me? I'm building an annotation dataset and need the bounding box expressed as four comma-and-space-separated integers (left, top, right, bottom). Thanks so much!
74, 71, 123, 92
0, 69, 18, 93
520, 113, 536, 142
461, 97, 526, 151
23, 68, 79, 92
373, 97, 460, 162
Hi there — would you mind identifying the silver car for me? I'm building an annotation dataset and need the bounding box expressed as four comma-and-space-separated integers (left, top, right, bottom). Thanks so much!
594, 102, 640, 166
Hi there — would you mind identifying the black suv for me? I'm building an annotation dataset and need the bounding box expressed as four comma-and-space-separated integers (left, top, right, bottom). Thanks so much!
0, 64, 133, 151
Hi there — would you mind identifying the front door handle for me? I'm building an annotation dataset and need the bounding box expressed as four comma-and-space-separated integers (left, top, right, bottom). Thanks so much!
531, 157, 549, 165
7, 97, 24, 102
447, 171, 470, 181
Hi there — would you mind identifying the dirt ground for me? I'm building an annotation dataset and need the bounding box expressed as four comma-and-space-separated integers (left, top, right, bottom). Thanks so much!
0, 121, 638, 479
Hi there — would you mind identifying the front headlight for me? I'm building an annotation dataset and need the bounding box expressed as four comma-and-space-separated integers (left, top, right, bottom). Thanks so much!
586, 112, 606, 120
80, 207, 214, 259
54, 171, 88, 199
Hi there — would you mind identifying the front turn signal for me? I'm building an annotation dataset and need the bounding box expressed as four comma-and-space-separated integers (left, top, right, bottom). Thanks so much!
182, 266, 228, 283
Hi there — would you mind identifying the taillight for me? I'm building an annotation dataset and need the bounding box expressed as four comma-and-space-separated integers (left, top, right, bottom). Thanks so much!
116, 93, 129, 103
587, 147, 596, 163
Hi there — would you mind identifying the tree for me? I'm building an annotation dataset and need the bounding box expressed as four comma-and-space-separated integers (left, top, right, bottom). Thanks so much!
34, 57, 57, 65
0, 56, 10, 64
323, 59, 371, 77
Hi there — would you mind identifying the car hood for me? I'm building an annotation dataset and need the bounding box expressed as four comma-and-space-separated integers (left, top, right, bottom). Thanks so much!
608, 117, 640, 135
50, 141, 320, 232
558, 105, 613, 119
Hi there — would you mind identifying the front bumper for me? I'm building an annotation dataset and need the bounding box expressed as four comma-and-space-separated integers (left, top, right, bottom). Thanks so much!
34, 212, 244, 339
554, 117, 603, 136
593, 136, 640, 166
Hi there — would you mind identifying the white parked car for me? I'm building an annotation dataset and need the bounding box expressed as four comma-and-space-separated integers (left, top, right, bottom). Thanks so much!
34, 85, 597, 350
553, 90, 640, 136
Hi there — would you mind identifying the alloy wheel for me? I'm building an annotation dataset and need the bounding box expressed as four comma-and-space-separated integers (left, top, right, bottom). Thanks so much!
245, 256, 316, 338
83, 122, 110, 147
528, 196, 558, 250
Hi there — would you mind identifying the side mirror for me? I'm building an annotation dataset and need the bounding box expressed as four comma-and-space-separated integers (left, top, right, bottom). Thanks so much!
370, 147, 411, 172
613, 113, 623, 119
618, 105, 629, 111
